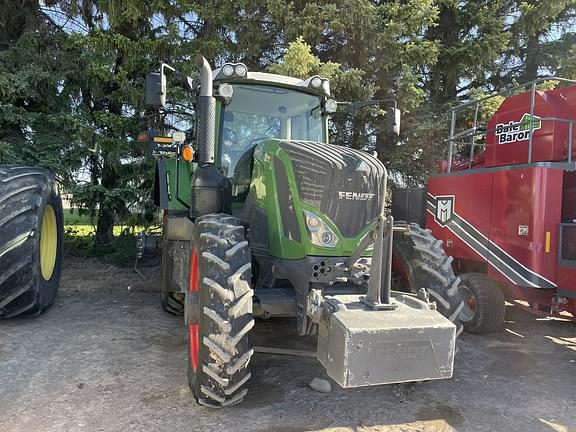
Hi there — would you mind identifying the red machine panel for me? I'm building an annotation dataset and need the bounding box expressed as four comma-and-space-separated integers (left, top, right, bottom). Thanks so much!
488, 167, 562, 288
485, 87, 576, 167
428, 167, 563, 290
562, 171, 576, 221
427, 172, 493, 265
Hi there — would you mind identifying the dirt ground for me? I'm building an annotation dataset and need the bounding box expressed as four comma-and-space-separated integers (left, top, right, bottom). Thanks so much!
0, 257, 575, 432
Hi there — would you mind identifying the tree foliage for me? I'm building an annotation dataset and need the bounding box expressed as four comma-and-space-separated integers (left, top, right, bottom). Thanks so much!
0, 0, 573, 240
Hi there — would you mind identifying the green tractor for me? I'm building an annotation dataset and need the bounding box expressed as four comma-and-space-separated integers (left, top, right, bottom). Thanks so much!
143, 56, 464, 408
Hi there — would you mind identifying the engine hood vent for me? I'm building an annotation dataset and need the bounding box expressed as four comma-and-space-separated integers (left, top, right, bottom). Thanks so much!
280, 140, 385, 237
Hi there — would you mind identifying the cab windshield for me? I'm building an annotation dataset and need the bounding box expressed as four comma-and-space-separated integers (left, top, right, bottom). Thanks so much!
218, 85, 325, 183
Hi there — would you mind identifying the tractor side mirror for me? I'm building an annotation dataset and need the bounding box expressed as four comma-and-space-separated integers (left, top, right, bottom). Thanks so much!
386, 107, 401, 136
145, 72, 166, 107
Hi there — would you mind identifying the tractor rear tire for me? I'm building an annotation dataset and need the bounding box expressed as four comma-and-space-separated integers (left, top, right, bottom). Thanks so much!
160, 291, 184, 315
186, 213, 254, 408
393, 223, 464, 336
458, 273, 505, 334
0, 166, 64, 318
160, 234, 189, 316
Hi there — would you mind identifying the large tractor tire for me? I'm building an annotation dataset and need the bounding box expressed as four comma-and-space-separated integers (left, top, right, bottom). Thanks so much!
159, 212, 189, 316
393, 223, 465, 336
0, 166, 64, 318
160, 238, 184, 315
160, 290, 184, 315
458, 273, 505, 334
186, 213, 254, 408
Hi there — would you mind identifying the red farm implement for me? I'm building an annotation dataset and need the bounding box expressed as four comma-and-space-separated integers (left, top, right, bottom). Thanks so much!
394, 77, 576, 333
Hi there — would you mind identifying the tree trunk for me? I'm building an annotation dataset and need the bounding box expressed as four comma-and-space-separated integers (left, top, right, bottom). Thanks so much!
95, 206, 115, 245
94, 159, 119, 245
428, 4, 459, 104
523, 33, 540, 81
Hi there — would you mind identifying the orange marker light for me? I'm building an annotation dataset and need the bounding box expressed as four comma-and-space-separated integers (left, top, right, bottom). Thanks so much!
137, 131, 149, 142
181, 145, 194, 162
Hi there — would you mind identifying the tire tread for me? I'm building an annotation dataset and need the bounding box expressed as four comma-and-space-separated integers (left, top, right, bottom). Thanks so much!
459, 273, 505, 334
188, 214, 253, 408
393, 223, 465, 335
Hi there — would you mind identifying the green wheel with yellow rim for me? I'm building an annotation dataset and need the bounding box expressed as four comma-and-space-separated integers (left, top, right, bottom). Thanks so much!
0, 166, 64, 318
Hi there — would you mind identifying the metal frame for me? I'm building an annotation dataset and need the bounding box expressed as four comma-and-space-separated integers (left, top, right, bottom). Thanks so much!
341, 166, 410, 310
447, 77, 576, 173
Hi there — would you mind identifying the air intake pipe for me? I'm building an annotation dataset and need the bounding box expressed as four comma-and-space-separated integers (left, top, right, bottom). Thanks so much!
195, 55, 216, 164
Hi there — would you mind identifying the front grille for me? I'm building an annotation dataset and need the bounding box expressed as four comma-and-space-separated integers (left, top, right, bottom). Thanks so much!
280, 140, 385, 237
285, 146, 329, 208
560, 223, 576, 262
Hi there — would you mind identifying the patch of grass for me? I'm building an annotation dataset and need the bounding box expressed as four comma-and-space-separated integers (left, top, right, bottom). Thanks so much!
65, 224, 144, 237
63, 208, 93, 226
63, 212, 147, 266
87, 233, 138, 267
64, 226, 94, 252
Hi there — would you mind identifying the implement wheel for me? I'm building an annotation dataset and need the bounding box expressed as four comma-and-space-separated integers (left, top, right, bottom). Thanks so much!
393, 223, 465, 336
186, 213, 254, 408
0, 166, 64, 318
458, 273, 505, 334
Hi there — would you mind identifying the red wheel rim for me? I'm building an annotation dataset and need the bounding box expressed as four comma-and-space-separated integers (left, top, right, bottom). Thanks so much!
391, 255, 410, 291
189, 249, 200, 372
459, 285, 477, 322
189, 324, 199, 373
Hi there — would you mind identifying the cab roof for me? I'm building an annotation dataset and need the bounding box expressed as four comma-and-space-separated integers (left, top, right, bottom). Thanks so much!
213, 68, 330, 98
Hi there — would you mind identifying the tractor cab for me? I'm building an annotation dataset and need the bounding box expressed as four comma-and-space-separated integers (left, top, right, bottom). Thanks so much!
210, 67, 334, 203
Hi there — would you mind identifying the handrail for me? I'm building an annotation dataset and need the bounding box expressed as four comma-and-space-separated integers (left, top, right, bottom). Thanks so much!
451, 76, 576, 112
444, 116, 576, 172
447, 77, 576, 173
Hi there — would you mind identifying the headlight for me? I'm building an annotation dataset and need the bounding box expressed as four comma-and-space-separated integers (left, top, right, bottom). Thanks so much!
217, 63, 248, 80
303, 210, 338, 248
218, 83, 234, 98
234, 64, 247, 77
222, 64, 234, 77
310, 76, 322, 88
325, 99, 337, 113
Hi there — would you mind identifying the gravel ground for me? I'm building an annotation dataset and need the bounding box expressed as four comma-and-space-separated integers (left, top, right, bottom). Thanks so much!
0, 257, 575, 432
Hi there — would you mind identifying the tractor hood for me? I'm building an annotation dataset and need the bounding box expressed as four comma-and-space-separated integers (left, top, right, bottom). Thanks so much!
278, 140, 385, 238
246, 139, 386, 259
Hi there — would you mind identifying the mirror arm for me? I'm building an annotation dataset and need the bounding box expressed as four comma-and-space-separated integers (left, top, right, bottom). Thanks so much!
337, 98, 397, 114
160, 63, 195, 92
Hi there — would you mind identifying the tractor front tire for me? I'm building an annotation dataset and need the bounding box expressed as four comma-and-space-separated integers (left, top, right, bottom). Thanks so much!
0, 166, 64, 318
393, 223, 465, 336
458, 273, 505, 334
186, 214, 254, 408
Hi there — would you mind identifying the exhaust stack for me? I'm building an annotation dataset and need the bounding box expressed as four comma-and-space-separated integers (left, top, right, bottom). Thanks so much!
195, 55, 216, 164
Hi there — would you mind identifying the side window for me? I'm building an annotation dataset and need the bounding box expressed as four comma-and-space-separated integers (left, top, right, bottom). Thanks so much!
290, 110, 324, 142
291, 114, 306, 140
309, 108, 323, 142
220, 110, 281, 198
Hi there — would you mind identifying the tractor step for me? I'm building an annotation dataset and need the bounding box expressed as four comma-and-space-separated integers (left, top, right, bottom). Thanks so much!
317, 292, 456, 387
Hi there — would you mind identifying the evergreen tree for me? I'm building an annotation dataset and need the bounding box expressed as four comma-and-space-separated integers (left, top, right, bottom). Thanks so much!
2, 0, 574, 233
